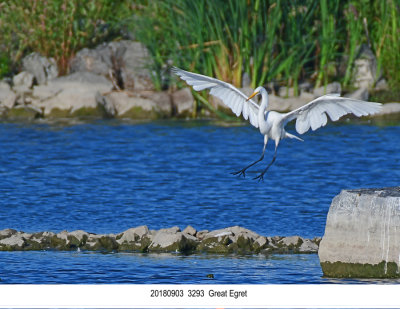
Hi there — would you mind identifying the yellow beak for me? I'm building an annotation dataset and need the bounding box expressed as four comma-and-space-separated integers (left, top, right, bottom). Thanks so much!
246, 91, 259, 101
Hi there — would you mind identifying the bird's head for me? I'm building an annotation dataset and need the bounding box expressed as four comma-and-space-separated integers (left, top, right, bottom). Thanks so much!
246, 86, 266, 101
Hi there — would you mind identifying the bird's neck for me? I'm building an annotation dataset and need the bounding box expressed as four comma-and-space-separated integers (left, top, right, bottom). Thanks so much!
258, 89, 269, 124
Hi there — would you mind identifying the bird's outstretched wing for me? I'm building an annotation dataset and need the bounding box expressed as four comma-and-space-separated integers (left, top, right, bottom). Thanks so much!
172, 67, 260, 128
281, 94, 382, 134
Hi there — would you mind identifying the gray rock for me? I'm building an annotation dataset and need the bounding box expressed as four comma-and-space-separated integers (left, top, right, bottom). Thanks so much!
255, 236, 268, 247
377, 103, 400, 116
0, 233, 26, 247
0, 85, 16, 109
374, 79, 389, 91
31, 72, 113, 116
203, 226, 261, 243
117, 225, 149, 244
57, 231, 69, 242
299, 239, 318, 253
278, 86, 296, 98
313, 82, 341, 97
279, 236, 303, 247
182, 225, 197, 236
158, 226, 181, 234
319, 187, 400, 278
0, 228, 18, 239
352, 45, 380, 89
149, 231, 198, 252
0, 80, 11, 89
70, 41, 153, 91
22, 52, 58, 85
120, 41, 153, 91
171, 88, 194, 116
346, 87, 369, 101
68, 230, 89, 242
196, 230, 209, 240
13, 71, 34, 93
268, 94, 309, 112
102, 90, 172, 118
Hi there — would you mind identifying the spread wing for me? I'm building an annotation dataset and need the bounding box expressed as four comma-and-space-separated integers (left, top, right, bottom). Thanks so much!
172, 67, 259, 128
281, 94, 382, 134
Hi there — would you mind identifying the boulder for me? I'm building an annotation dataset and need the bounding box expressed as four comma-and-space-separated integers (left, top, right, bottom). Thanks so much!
0, 234, 25, 248
116, 225, 152, 251
182, 225, 197, 237
101, 90, 172, 119
319, 187, 400, 278
374, 79, 389, 92
0, 83, 16, 109
313, 82, 341, 97
70, 41, 153, 91
347, 87, 369, 101
0, 228, 18, 239
68, 230, 89, 242
148, 231, 198, 253
278, 86, 296, 98
171, 88, 194, 117
31, 72, 113, 117
12, 71, 34, 93
352, 45, 380, 89
117, 225, 150, 244
83, 234, 118, 251
268, 94, 310, 112
22, 52, 58, 85
299, 239, 319, 253
377, 103, 400, 116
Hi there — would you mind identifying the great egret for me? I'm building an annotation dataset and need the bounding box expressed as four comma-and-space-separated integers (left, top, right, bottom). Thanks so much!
172, 67, 382, 181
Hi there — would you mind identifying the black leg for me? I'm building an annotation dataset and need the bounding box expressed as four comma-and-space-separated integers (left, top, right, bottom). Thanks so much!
253, 147, 278, 181
231, 152, 265, 178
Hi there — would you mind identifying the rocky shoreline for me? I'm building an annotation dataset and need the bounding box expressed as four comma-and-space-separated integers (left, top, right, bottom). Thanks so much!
0, 225, 320, 255
1, 40, 400, 122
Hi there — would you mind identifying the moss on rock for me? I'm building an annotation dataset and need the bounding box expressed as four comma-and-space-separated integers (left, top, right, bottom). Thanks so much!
6, 107, 39, 120
118, 106, 159, 119
321, 261, 400, 278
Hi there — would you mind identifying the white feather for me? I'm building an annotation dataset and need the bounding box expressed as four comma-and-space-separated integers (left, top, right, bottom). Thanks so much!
172, 67, 259, 128
282, 94, 382, 134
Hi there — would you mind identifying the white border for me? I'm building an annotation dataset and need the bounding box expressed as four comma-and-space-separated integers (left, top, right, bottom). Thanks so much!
1, 284, 400, 308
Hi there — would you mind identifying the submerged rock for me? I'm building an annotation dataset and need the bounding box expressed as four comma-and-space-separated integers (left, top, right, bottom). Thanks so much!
319, 187, 400, 278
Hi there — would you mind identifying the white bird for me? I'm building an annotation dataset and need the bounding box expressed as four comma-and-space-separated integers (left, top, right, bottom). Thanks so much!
172, 67, 382, 181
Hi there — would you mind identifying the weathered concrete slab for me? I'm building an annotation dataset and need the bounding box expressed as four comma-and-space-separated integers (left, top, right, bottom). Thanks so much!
319, 187, 400, 278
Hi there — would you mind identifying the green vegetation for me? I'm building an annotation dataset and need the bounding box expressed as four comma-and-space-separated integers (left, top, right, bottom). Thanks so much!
321, 261, 400, 278
1, 0, 400, 96
133, 0, 400, 93
0, 0, 131, 75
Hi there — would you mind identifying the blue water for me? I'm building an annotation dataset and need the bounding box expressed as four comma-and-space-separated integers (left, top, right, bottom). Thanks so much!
0, 120, 399, 283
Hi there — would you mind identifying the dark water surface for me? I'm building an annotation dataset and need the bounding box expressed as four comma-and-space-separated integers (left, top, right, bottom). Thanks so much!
0, 120, 399, 283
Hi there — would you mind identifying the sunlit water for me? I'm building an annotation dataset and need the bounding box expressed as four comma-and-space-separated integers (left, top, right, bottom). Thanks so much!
0, 120, 399, 283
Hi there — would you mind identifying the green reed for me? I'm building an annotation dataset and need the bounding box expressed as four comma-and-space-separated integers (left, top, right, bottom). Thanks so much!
0, 0, 129, 75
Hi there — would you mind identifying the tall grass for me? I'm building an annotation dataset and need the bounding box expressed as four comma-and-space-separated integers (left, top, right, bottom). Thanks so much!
1, 0, 400, 99
134, 0, 400, 94
0, 0, 130, 75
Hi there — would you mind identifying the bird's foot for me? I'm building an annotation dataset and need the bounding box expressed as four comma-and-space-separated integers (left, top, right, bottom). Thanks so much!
231, 169, 246, 178
253, 173, 265, 182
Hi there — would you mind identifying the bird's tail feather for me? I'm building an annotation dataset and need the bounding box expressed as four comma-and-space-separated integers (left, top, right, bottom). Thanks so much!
285, 132, 304, 141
